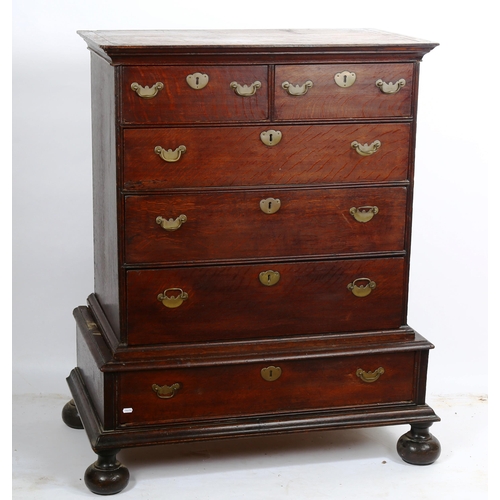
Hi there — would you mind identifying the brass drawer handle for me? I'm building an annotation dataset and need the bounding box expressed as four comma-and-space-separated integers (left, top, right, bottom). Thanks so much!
347, 278, 376, 297
154, 145, 186, 163
376, 78, 406, 94
260, 197, 281, 214
230, 80, 262, 96
351, 140, 381, 156
349, 206, 379, 223
261, 366, 282, 381
186, 72, 209, 90
152, 383, 181, 399
156, 215, 187, 231
157, 288, 188, 308
356, 367, 385, 383
334, 71, 356, 88
281, 80, 313, 96
130, 81, 164, 98
260, 130, 282, 147
259, 270, 280, 286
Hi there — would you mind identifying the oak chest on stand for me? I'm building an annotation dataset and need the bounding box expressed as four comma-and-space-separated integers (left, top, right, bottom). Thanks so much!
63, 29, 440, 495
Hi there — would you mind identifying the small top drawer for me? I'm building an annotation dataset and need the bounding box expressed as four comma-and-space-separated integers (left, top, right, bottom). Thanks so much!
275, 63, 413, 120
122, 65, 269, 124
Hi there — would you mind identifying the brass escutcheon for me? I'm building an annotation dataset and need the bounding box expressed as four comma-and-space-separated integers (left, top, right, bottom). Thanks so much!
157, 288, 188, 308
259, 270, 280, 287
260, 197, 281, 214
281, 80, 313, 96
334, 71, 356, 88
347, 278, 376, 297
356, 367, 385, 383
230, 80, 262, 96
152, 383, 181, 399
154, 145, 186, 163
351, 140, 381, 157
376, 78, 406, 94
156, 215, 187, 231
260, 130, 282, 147
261, 366, 282, 381
349, 206, 379, 223
130, 81, 164, 98
186, 72, 209, 90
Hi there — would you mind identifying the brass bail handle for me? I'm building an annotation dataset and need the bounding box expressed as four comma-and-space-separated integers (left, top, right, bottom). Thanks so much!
230, 81, 262, 96
152, 383, 181, 399
156, 214, 187, 232
349, 206, 379, 223
347, 278, 376, 297
157, 288, 188, 308
356, 367, 385, 383
154, 145, 186, 163
376, 78, 406, 94
131, 81, 164, 98
281, 80, 313, 96
351, 140, 381, 156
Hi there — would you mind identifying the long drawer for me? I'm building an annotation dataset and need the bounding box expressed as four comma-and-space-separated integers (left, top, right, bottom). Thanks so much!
122, 65, 269, 124
125, 257, 405, 345
122, 123, 411, 190
124, 186, 407, 264
117, 350, 416, 427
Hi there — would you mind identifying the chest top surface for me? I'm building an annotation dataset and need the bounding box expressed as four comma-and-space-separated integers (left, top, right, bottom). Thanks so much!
78, 29, 438, 64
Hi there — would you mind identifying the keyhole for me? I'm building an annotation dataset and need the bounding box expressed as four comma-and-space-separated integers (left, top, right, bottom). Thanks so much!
195, 76, 199, 87
269, 133, 273, 143
344, 75, 347, 84
269, 370, 273, 378
268, 201, 273, 211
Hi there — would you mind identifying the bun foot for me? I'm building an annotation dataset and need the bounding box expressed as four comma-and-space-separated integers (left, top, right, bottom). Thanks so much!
84, 450, 130, 495
62, 399, 84, 429
397, 423, 441, 465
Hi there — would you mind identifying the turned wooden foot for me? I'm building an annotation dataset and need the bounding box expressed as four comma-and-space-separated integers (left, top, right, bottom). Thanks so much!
62, 399, 84, 429
84, 450, 130, 495
397, 423, 441, 465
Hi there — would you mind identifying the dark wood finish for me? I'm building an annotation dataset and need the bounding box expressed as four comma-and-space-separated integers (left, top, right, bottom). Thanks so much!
90, 52, 121, 342
123, 186, 407, 264
61, 399, 84, 429
126, 257, 405, 345
397, 423, 441, 465
275, 63, 413, 120
117, 351, 416, 426
122, 65, 268, 124
67, 30, 439, 492
84, 449, 130, 495
122, 123, 411, 190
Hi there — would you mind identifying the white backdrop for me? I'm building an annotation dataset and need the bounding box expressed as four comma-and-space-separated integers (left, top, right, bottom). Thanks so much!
12, 0, 492, 402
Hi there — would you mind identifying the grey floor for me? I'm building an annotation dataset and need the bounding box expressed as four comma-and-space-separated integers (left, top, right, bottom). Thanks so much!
12, 392, 487, 499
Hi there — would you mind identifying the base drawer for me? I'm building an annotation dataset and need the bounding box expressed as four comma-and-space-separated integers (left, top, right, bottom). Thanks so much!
117, 351, 417, 427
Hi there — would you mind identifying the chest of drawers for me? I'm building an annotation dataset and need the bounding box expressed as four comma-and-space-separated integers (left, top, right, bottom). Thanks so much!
63, 29, 440, 495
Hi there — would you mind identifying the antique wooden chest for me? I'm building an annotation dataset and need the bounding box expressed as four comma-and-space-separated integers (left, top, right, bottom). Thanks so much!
63, 29, 440, 494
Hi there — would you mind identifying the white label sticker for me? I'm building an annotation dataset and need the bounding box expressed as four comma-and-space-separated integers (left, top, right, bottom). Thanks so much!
122, 408, 133, 414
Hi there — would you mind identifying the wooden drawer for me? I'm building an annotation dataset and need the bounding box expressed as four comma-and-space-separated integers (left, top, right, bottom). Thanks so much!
122, 123, 410, 190
124, 186, 407, 264
117, 350, 417, 426
275, 63, 413, 120
125, 257, 405, 345
121, 65, 269, 124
